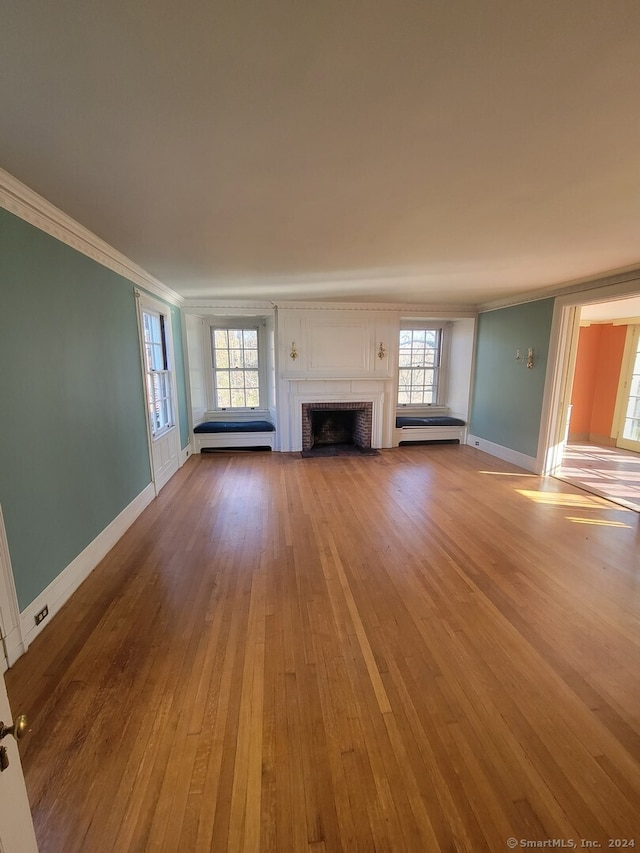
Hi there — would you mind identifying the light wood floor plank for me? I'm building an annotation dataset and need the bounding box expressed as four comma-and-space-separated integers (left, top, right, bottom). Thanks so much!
6, 446, 640, 851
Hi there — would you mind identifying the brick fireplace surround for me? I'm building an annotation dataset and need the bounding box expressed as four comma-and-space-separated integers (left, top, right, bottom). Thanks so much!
301, 402, 373, 451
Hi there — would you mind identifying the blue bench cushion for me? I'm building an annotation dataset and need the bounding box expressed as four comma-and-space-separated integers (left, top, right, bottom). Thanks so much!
194, 420, 275, 434
396, 416, 466, 428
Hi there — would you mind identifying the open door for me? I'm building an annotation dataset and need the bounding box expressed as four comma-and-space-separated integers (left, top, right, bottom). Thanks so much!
615, 324, 640, 452
0, 673, 38, 852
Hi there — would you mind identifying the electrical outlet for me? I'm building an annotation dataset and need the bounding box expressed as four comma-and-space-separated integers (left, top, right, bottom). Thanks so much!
34, 605, 49, 626
474, 441, 480, 446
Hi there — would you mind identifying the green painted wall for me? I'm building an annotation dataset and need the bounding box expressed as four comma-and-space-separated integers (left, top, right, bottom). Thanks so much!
469, 298, 555, 458
0, 209, 184, 610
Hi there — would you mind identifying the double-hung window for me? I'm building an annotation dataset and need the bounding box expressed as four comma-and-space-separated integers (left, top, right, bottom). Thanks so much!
142, 308, 174, 435
211, 325, 262, 409
397, 327, 443, 406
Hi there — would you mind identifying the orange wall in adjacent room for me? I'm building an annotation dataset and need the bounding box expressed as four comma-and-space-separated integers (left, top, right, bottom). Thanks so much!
570, 324, 627, 441
571, 326, 600, 436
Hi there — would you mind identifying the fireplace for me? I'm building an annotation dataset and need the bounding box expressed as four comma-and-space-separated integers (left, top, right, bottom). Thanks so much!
301, 402, 373, 452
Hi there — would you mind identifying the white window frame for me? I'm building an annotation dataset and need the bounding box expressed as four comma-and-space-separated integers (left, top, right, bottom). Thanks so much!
138, 295, 177, 439
397, 323, 450, 409
207, 319, 268, 412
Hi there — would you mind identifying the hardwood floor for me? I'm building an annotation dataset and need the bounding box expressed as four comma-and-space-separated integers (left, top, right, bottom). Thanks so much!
557, 441, 640, 512
6, 446, 640, 852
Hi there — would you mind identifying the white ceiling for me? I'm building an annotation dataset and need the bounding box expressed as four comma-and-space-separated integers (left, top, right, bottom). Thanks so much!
580, 296, 640, 322
2, 1, 640, 305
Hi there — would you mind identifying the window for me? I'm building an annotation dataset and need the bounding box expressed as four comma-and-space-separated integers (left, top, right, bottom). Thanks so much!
397, 327, 442, 405
142, 308, 174, 435
211, 326, 261, 409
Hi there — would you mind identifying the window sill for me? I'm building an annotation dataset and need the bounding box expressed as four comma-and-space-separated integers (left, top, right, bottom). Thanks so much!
396, 405, 448, 415
151, 424, 175, 440
204, 409, 271, 421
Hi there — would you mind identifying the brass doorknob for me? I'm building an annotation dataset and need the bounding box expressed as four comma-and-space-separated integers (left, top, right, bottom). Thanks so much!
0, 714, 28, 741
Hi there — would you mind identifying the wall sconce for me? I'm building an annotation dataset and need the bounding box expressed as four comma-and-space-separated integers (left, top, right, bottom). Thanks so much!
515, 348, 535, 368
290, 341, 298, 361
378, 341, 386, 360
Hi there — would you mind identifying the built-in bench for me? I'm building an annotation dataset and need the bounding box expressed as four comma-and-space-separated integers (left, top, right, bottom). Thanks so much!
395, 415, 467, 445
193, 420, 276, 452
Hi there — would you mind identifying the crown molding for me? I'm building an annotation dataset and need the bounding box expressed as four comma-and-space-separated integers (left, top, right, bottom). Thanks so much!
182, 297, 477, 317
274, 300, 477, 315
0, 168, 183, 307
182, 299, 276, 313
478, 265, 640, 313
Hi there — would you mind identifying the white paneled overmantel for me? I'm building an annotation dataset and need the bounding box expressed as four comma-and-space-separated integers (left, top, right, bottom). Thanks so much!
274, 305, 399, 451
278, 307, 397, 380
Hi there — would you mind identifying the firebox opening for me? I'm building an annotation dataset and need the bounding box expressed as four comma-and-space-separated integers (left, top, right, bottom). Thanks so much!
311, 410, 358, 449
301, 401, 374, 455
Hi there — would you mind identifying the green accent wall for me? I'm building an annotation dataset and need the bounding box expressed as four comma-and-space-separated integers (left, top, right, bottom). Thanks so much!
0, 208, 184, 610
469, 298, 555, 458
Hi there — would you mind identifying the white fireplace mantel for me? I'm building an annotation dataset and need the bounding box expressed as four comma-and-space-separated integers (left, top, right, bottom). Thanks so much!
282, 379, 388, 452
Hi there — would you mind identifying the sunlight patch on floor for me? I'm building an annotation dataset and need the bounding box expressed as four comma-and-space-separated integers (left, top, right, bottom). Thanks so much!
565, 516, 633, 528
516, 489, 618, 509
479, 471, 536, 477
554, 442, 640, 513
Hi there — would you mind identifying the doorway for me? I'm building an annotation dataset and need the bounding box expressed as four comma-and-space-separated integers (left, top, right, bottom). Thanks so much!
546, 292, 640, 511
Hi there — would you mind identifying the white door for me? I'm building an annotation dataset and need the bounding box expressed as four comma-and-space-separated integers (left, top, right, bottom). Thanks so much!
616, 325, 640, 453
0, 674, 38, 852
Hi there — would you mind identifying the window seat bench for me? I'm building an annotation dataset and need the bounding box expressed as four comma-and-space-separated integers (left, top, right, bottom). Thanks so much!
193, 420, 276, 452
395, 416, 467, 445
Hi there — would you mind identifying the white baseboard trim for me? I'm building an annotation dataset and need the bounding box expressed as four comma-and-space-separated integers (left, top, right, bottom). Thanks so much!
395, 426, 467, 447
19, 482, 155, 652
179, 444, 192, 466
466, 434, 537, 472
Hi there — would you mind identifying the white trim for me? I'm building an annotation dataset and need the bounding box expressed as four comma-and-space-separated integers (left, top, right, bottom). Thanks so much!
538, 304, 580, 475
151, 426, 181, 493
184, 298, 477, 316
179, 444, 192, 466
136, 291, 181, 494
612, 325, 637, 444
19, 483, 155, 653
0, 506, 26, 671
194, 431, 276, 452
0, 167, 183, 307
200, 410, 272, 422
397, 323, 450, 408
466, 435, 537, 472
396, 425, 467, 445
206, 318, 268, 412
276, 301, 477, 314
537, 278, 640, 477
614, 324, 640, 451
289, 388, 385, 452
186, 303, 277, 316
479, 267, 640, 313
